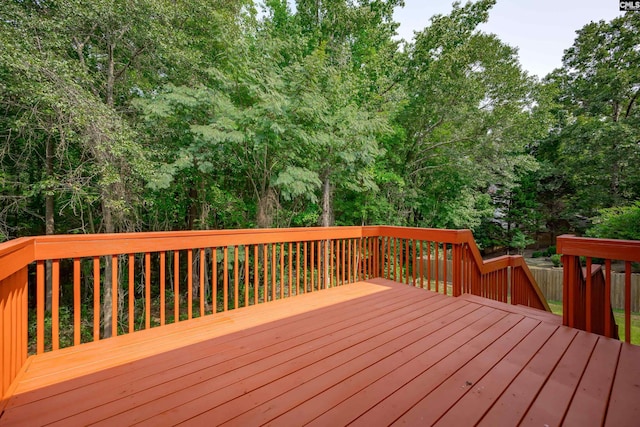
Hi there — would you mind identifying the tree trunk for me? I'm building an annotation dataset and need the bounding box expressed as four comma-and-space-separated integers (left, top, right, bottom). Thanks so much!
320, 175, 333, 288
256, 188, 276, 228
187, 185, 198, 230
106, 42, 116, 107
610, 161, 620, 203
102, 196, 115, 338
320, 174, 334, 227
45, 137, 54, 311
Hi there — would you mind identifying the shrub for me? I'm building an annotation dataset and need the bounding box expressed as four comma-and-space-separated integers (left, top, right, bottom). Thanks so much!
545, 245, 556, 256
510, 230, 534, 255
532, 251, 544, 258
587, 202, 640, 240
550, 254, 562, 267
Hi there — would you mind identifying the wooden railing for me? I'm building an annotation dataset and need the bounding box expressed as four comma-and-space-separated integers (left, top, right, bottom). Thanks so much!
558, 234, 640, 343
374, 227, 549, 311
0, 226, 547, 402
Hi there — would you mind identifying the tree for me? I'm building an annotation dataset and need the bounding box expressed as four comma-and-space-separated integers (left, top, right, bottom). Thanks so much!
0, 0, 251, 336
397, 0, 541, 233
546, 12, 640, 222
587, 202, 640, 240
291, 0, 402, 226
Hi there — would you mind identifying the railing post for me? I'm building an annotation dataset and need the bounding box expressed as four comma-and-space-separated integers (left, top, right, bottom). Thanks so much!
563, 254, 579, 329
510, 265, 516, 306
452, 244, 462, 297
0, 266, 29, 404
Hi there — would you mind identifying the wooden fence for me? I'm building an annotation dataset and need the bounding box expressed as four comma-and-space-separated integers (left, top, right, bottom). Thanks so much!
530, 266, 640, 312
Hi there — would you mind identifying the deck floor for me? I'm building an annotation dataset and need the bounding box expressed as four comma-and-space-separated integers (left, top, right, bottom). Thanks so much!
1, 278, 638, 426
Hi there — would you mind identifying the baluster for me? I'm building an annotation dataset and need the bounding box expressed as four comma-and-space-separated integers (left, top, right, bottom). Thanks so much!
127, 254, 134, 333
52, 259, 59, 350
223, 247, 229, 310
200, 249, 206, 316
187, 250, 193, 320
160, 251, 166, 324
234, 246, 239, 309
36, 261, 44, 353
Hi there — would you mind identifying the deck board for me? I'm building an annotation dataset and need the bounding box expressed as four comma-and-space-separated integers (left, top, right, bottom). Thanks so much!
350, 312, 525, 426
432, 321, 558, 427
520, 331, 598, 426
222, 303, 487, 426
306, 307, 508, 427
605, 343, 640, 426
563, 337, 621, 426
394, 316, 543, 426
1, 278, 638, 426
476, 326, 579, 426
105, 295, 464, 425
265, 303, 488, 427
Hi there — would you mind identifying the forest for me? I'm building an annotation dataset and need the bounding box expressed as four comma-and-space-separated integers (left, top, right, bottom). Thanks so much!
1, 0, 639, 250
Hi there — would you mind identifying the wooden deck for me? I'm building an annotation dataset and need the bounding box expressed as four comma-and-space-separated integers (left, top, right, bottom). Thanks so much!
1, 278, 638, 426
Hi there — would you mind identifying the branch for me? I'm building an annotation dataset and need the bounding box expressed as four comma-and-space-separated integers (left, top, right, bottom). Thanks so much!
625, 89, 639, 119
410, 136, 473, 167
379, 80, 398, 97
72, 23, 98, 69
407, 163, 448, 178
114, 45, 146, 82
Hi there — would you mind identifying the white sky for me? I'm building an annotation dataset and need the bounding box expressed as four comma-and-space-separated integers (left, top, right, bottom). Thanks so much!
393, 0, 624, 78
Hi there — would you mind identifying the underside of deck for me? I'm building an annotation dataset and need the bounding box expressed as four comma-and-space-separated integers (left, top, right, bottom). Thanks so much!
1, 278, 638, 426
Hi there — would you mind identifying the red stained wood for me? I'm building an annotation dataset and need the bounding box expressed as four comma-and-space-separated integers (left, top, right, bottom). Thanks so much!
477, 326, 578, 426
145, 252, 150, 328
36, 261, 44, 354
395, 316, 544, 426
519, 331, 599, 426
348, 313, 525, 427
74, 258, 81, 345
52, 259, 59, 351
564, 336, 621, 426
128, 254, 134, 334
267, 303, 487, 427
0, 279, 637, 426
433, 321, 559, 426
605, 343, 640, 426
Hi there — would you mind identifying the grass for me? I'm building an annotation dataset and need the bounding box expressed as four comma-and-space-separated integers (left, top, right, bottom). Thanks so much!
547, 300, 640, 345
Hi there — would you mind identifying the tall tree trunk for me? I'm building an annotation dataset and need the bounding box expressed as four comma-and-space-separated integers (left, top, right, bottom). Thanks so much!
102, 194, 115, 338
256, 188, 276, 228
320, 174, 333, 288
106, 42, 116, 107
320, 173, 334, 227
45, 137, 54, 311
187, 185, 198, 230
256, 188, 275, 295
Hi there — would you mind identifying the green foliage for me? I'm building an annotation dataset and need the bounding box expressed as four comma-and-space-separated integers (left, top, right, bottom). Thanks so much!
587, 202, 640, 240
1, 0, 636, 248
9, 2, 640, 350
550, 254, 562, 267
510, 230, 534, 255
393, 0, 544, 235
540, 12, 640, 227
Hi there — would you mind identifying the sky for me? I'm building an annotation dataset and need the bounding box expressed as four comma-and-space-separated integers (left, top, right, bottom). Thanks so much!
393, 0, 624, 78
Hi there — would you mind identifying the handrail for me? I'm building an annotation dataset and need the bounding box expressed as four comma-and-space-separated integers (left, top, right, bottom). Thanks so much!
33, 226, 369, 260
0, 226, 549, 403
375, 227, 548, 311
558, 234, 639, 343
557, 235, 640, 262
